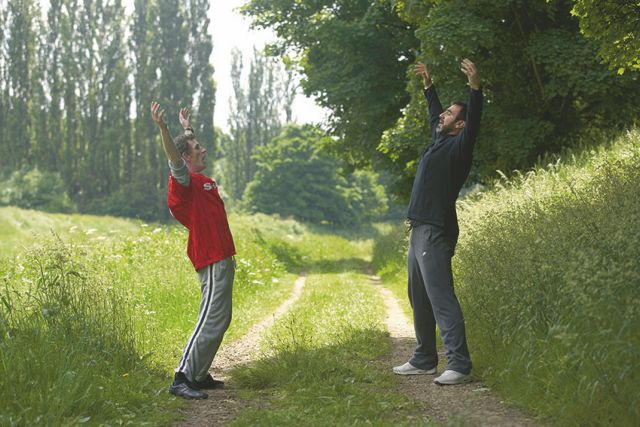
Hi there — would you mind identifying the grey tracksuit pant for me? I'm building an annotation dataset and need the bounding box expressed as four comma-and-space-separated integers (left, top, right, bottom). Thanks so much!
176, 256, 235, 382
408, 224, 472, 374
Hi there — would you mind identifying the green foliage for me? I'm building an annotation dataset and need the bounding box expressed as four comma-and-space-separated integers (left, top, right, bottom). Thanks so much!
373, 129, 640, 425
241, 0, 419, 168
0, 167, 76, 213
244, 0, 640, 202
345, 170, 389, 223
384, 0, 640, 200
0, 0, 217, 221
572, 0, 640, 73
244, 124, 388, 225
81, 169, 167, 221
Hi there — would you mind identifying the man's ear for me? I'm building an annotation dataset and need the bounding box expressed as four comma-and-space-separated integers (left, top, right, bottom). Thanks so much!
455, 120, 465, 130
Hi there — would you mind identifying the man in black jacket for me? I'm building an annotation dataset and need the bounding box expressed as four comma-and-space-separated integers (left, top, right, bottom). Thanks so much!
393, 59, 482, 385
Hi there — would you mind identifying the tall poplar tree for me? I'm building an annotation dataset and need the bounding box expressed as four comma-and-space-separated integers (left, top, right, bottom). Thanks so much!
0, 6, 7, 171
187, 0, 216, 154
3, 0, 37, 170
41, 0, 65, 171
223, 47, 294, 200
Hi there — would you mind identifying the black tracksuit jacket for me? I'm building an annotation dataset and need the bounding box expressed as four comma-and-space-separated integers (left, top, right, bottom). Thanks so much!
407, 85, 483, 241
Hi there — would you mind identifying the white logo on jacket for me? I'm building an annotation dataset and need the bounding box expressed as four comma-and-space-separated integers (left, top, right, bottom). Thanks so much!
203, 182, 218, 191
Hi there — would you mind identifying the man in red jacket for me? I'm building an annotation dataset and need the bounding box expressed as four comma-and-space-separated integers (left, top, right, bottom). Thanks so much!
151, 102, 236, 400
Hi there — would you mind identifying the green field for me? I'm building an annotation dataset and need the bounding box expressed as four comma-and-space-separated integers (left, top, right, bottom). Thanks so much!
0, 208, 427, 425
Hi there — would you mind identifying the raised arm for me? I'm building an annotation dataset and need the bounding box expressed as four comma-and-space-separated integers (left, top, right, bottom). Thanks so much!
414, 62, 442, 139
458, 59, 483, 155
151, 101, 181, 164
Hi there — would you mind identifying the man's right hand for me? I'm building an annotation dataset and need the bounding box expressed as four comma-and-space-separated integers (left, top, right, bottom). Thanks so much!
414, 62, 433, 89
151, 101, 167, 127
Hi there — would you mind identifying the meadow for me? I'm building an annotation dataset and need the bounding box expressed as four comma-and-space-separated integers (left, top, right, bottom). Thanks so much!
0, 210, 297, 425
0, 209, 426, 426
374, 129, 640, 426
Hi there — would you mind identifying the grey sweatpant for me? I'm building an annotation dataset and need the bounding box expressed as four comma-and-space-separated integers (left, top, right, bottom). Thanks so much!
176, 256, 235, 382
407, 224, 471, 374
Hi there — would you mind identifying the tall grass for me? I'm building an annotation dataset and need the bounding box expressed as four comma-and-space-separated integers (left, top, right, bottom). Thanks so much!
373, 129, 640, 425
455, 130, 640, 425
371, 223, 412, 319
0, 212, 301, 425
0, 237, 181, 426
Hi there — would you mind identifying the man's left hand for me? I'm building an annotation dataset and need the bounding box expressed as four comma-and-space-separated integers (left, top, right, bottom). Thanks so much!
179, 107, 191, 131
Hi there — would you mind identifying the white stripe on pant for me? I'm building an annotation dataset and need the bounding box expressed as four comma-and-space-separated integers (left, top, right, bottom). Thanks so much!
176, 256, 235, 382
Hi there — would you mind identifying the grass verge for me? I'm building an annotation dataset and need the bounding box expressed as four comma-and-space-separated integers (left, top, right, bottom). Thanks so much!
373, 129, 640, 425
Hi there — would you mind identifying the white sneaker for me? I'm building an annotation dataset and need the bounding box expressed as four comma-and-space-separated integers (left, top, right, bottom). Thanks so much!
393, 362, 437, 376
433, 369, 471, 385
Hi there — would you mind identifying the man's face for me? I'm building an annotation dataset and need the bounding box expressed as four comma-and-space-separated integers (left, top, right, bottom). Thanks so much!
183, 139, 207, 173
437, 104, 464, 136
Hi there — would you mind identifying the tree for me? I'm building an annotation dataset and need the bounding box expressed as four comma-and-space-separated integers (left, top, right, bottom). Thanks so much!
2, 0, 37, 170
244, 124, 352, 224
572, 0, 640, 73
186, 0, 216, 156
0, 0, 218, 220
244, 124, 388, 225
0, 5, 5, 172
241, 0, 419, 168
383, 0, 640, 199
222, 47, 294, 200
244, 0, 640, 201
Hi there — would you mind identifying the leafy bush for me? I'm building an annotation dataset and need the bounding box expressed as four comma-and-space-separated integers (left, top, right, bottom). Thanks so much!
0, 168, 76, 213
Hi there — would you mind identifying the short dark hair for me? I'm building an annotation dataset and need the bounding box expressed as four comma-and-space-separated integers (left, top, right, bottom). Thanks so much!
452, 101, 467, 121
173, 133, 195, 155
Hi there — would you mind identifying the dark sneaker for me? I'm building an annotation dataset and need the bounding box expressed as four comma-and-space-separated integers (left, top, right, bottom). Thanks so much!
190, 374, 225, 390
169, 382, 208, 399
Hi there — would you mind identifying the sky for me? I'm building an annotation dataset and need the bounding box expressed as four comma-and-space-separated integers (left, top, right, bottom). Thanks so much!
210, 1, 328, 132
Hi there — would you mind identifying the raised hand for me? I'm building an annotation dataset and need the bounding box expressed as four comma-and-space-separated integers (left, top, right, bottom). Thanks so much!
460, 59, 480, 90
414, 62, 433, 89
151, 101, 167, 127
179, 107, 191, 130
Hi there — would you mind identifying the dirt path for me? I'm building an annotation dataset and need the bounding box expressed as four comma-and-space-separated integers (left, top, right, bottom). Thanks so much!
177, 274, 307, 427
371, 275, 542, 427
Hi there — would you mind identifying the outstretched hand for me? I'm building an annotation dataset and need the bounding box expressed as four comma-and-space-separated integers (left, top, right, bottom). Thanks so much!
179, 107, 191, 130
151, 102, 167, 127
414, 62, 433, 89
460, 59, 481, 89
